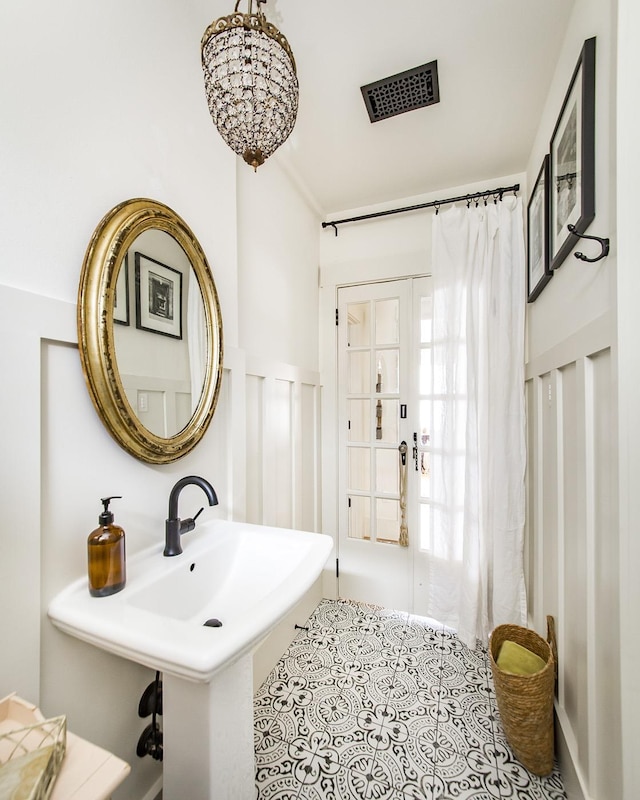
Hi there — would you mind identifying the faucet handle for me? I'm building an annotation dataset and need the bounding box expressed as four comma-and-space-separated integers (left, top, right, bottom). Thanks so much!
178, 507, 205, 536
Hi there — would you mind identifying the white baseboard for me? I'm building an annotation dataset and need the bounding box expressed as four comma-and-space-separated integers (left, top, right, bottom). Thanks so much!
555, 706, 591, 800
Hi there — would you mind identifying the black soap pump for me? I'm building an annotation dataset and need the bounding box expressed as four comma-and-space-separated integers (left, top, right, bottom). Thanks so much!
87, 496, 126, 597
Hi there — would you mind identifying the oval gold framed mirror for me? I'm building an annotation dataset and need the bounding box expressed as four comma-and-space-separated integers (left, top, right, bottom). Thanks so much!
78, 198, 223, 464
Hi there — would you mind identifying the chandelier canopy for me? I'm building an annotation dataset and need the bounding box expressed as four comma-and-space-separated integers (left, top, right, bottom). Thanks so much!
201, 0, 299, 170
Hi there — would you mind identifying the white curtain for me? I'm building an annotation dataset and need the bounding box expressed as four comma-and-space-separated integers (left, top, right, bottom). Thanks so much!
428, 196, 527, 649
187, 273, 208, 415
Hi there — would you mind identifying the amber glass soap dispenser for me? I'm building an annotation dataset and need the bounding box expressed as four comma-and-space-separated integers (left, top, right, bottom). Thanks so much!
87, 496, 126, 597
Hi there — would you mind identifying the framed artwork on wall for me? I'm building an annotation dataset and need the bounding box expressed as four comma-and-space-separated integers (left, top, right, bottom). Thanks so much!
527, 155, 551, 302
549, 36, 596, 271
113, 253, 130, 325
134, 252, 183, 339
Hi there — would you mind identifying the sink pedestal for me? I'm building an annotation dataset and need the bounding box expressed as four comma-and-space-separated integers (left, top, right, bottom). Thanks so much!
162, 654, 256, 800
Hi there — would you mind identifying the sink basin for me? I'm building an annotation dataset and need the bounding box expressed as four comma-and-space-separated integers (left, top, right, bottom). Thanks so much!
48, 519, 333, 682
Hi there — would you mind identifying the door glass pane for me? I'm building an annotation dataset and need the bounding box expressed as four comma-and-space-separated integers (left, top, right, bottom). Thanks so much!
375, 350, 399, 394
376, 448, 398, 494
375, 399, 399, 443
420, 452, 431, 498
348, 351, 370, 394
420, 348, 432, 395
376, 498, 400, 543
348, 495, 370, 540
347, 303, 370, 347
348, 447, 370, 491
375, 298, 399, 344
348, 399, 370, 442
420, 295, 433, 343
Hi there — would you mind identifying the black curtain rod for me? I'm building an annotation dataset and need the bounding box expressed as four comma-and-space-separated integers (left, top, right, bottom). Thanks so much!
321, 183, 520, 235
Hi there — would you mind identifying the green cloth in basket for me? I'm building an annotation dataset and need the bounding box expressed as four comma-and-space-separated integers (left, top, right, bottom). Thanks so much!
496, 639, 546, 676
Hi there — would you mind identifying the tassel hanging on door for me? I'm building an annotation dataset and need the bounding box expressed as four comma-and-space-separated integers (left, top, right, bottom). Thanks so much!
398, 441, 409, 547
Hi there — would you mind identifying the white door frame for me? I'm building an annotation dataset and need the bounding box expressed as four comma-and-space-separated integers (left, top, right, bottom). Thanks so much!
336, 279, 413, 610
319, 266, 430, 602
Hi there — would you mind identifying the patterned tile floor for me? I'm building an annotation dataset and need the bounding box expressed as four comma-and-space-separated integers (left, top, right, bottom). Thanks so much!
254, 599, 566, 800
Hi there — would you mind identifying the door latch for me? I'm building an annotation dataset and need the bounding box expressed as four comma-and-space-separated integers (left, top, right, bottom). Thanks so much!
398, 440, 407, 466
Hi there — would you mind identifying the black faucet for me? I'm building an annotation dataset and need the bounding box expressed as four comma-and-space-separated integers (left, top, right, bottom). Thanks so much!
164, 476, 218, 557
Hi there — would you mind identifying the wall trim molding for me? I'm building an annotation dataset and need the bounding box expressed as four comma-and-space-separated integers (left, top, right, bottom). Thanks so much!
525, 312, 618, 798
525, 312, 612, 380
555, 702, 590, 800
0, 284, 76, 702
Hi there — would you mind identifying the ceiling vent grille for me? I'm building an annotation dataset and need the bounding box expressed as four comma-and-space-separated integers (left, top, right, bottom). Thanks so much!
361, 60, 440, 123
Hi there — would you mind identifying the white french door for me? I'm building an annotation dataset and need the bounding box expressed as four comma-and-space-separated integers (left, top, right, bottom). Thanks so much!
336, 276, 432, 613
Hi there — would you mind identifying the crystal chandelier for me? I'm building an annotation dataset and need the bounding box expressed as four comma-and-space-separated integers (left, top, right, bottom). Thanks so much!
201, 0, 299, 170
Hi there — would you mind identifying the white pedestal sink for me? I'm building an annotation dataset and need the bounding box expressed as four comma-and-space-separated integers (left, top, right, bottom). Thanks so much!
48, 520, 333, 800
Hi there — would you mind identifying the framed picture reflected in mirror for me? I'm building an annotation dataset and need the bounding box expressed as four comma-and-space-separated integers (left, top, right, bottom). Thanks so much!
134, 252, 183, 339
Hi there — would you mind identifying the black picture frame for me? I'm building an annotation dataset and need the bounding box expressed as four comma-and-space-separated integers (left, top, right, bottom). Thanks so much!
134, 251, 183, 339
527, 155, 552, 302
549, 36, 596, 271
113, 253, 130, 325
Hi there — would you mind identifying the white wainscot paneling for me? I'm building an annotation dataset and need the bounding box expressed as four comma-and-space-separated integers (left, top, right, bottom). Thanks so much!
246, 373, 264, 525
244, 356, 322, 533
590, 348, 621, 800
0, 285, 77, 703
525, 313, 620, 800
241, 357, 325, 687
274, 378, 293, 528
120, 373, 192, 438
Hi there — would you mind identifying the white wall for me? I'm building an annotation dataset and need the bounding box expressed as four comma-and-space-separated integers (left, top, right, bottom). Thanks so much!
235, 160, 326, 653
615, 0, 640, 796
0, 2, 323, 799
523, 0, 621, 798
237, 160, 320, 372
526, 1, 615, 361
0, 1, 238, 335
0, 3, 236, 798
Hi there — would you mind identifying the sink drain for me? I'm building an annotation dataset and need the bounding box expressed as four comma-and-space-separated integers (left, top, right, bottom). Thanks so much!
203, 618, 223, 628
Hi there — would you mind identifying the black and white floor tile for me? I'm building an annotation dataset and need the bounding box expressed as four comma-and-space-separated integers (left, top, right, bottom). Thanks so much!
254, 599, 566, 800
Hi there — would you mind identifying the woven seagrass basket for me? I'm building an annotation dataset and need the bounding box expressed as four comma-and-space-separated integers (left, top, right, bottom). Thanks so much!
489, 616, 557, 776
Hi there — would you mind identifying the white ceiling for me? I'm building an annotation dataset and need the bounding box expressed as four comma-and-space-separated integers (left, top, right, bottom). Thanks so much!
260, 0, 575, 216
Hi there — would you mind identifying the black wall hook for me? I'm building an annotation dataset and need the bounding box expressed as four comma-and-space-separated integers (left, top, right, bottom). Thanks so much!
567, 224, 610, 263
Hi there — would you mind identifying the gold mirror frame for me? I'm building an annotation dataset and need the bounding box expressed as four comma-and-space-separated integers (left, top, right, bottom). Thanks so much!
78, 198, 223, 464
